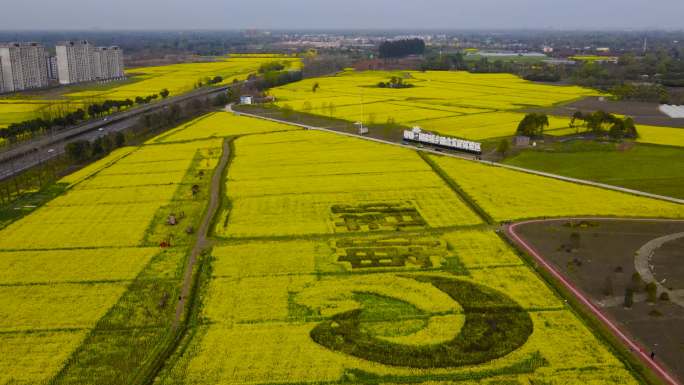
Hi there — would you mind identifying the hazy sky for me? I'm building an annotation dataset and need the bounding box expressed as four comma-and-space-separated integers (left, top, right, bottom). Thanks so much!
4, 0, 684, 30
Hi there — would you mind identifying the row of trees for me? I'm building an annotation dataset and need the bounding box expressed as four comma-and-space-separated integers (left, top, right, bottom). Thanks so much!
571, 110, 638, 139
66, 131, 126, 163
1, 89, 171, 143
249, 70, 303, 90
258, 61, 291, 73
379, 38, 426, 59
516, 111, 638, 140
194, 76, 223, 89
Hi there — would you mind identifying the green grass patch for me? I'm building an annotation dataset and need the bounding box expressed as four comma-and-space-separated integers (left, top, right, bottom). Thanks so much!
503, 142, 684, 199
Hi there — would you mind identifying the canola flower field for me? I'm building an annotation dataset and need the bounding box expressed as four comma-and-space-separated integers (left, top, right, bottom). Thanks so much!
0, 55, 299, 129
2, 110, 681, 384
0, 128, 223, 383
270, 70, 594, 140
154, 112, 680, 384
268, 69, 684, 147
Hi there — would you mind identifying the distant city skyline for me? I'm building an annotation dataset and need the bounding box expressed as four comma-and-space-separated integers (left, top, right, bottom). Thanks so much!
3, 0, 684, 31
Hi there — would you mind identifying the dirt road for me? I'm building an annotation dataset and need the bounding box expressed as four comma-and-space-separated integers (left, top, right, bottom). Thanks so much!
173, 138, 231, 329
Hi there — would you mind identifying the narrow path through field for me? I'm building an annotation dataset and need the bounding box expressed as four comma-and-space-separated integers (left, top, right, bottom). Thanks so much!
227, 104, 684, 205
506, 218, 684, 385
172, 138, 231, 329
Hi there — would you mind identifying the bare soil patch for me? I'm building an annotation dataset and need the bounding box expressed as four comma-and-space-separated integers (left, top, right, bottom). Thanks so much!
529, 96, 684, 128
514, 219, 684, 382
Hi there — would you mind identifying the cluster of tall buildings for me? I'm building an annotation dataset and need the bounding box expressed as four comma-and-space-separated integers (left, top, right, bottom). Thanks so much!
0, 40, 124, 93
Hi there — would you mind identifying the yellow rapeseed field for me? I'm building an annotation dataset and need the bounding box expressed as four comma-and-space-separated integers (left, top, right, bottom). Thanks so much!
0, 125, 224, 382
0, 109, 659, 384
430, 154, 684, 221
636, 124, 684, 147
0, 330, 89, 385
152, 111, 302, 143
270, 70, 594, 140
154, 117, 641, 385
216, 130, 482, 237
158, 231, 638, 385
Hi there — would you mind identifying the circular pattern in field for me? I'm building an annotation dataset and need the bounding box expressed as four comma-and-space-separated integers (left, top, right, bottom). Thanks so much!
310, 275, 533, 368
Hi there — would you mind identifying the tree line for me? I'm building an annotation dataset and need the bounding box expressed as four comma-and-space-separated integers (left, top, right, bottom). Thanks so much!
379, 39, 426, 59
420, 48, 684, 104
1, 89, 171, 144
516, 111, 638, 140
570, 110, 638, 139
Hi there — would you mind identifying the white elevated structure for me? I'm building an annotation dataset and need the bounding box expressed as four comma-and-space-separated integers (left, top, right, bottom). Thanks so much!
403, 126, 482, 154
354, 121, 368, 135
659, 105, 684, 119
240, 96, 253, 105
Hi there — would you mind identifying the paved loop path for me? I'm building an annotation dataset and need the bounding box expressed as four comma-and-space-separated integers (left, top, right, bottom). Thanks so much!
227, 104, 684, 205
506, 218, 684, 385
173, 138, 231, 329
634, 232, 684, 308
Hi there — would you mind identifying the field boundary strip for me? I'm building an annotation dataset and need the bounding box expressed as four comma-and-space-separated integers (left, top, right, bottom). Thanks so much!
229, 105, 684, 206
506, 218, 684, 385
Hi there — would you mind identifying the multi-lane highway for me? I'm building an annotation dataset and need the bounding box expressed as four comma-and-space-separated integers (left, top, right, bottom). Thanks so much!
0, 83, 236, 181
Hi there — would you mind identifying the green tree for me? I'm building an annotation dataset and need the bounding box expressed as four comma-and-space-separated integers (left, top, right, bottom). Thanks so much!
114, 132, 125, 147
160, 89, 170, 99
624, 287, 634, 308
645, 282, 658, 303
496, 139, 510, 156
65, 140, 91, 163
516, 113, 549, 137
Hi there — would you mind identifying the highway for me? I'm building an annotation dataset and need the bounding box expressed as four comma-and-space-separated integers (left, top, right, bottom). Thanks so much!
0, 83, 235, 181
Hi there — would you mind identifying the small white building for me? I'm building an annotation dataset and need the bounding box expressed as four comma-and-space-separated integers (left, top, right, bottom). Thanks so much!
240, 96, 253, 105
514, 135, 530, 147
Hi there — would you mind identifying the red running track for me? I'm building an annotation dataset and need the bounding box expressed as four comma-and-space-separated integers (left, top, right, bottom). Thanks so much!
506, 219, 681, 385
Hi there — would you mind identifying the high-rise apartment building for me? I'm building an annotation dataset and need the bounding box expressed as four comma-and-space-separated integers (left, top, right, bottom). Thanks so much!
91, 46, 124, 80
47, 56, 58, 80
0, 42, 49, 92
56, 40, 94, 84
0, 61, 4, 93
56, 41, 125, 85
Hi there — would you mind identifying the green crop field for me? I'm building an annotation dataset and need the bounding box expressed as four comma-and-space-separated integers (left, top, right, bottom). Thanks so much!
1, 109, 681, 384
503, 141, 684, 199
0, 55, 300, 130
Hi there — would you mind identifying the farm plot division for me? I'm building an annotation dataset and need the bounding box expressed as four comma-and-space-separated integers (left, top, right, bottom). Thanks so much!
269, 70, 684, 147
270, 70, 594, 140
0, 135, 224, 384
2, 111, 680, 384
149, 119, 684, 385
